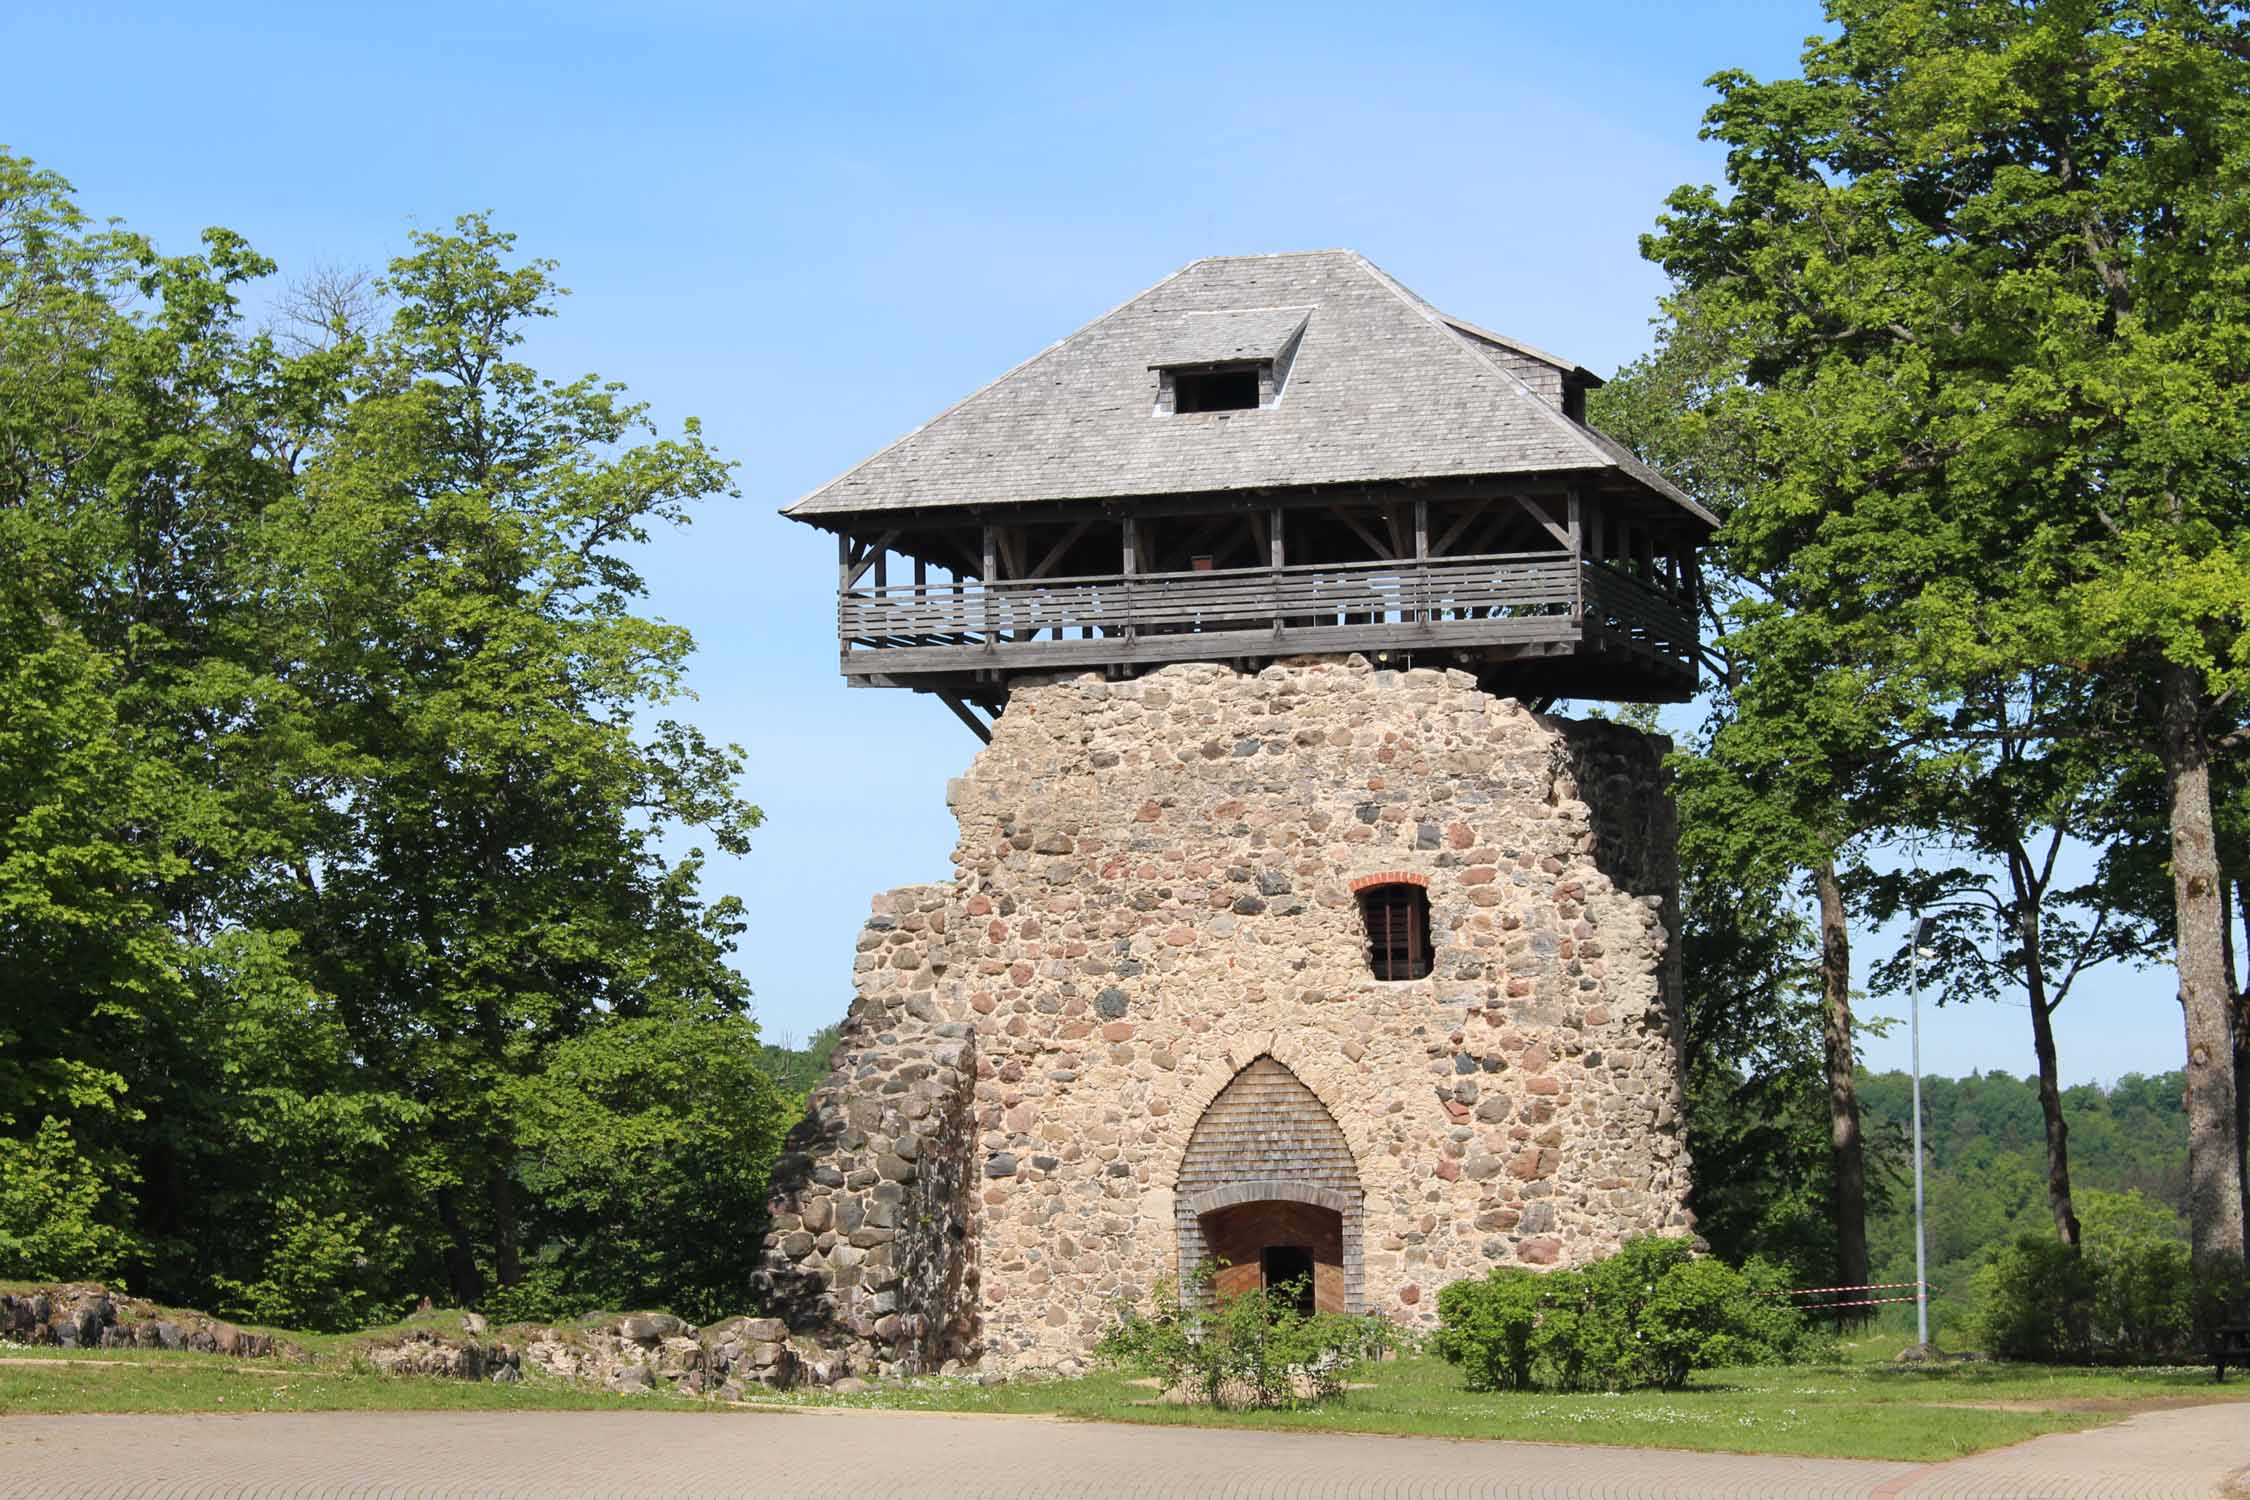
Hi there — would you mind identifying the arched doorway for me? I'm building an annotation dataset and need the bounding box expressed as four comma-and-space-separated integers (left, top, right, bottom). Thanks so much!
1174, 1056, 1363, 1313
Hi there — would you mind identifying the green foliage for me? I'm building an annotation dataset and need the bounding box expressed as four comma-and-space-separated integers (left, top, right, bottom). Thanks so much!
1434, 1269, 1545, 1391
1972, 1206, 2250, 1363
2081, 1194, 2250, 1361
1673, 858, 1847, 1288
0, 1118, 138, 1282
210, 1199, 399, 1334
1860, 1072, 2192, 1337
1095, 1262, 1396, 1409
0, 150, 794, 1331
504, 999, 795, 1322
1434, 1239, 1823, 1394
1971, 1236, 2098, 1362
1641, 0, 2250, 1260
757, 1025, 842, 1097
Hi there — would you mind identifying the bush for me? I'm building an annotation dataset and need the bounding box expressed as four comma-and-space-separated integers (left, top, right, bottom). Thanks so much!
1095, 1262, 1396, 1409
1730, 1253, 1837, 1365
210, 1198, 403, 1333
1973, 1207, 2250, 1364
1971, 1235, 2096, 1361
1433, 1266, 1547, 1391
472, 1266, 578, 1327
0, 1118, 139, 1283
1435, 1237, 1818, 1393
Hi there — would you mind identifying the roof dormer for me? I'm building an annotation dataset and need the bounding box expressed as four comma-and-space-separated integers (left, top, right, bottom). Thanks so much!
1150, 306, 1309, 415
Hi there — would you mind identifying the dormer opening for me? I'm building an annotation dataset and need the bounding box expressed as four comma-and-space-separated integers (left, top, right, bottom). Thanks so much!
1172, 363, 1263, 413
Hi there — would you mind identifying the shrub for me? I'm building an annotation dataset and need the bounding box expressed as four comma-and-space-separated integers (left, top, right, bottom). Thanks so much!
1433, 1267, 1545, 1391
1731, 1254, 1837, 1365
1435, 1237, 1817, 1393
0, 1118, 138, 1283
473, 1265, 577, 1327
210, 1198, 403, 1333
1971, 1235, 2096, 1362
1970, 1201, 2249, 1364
1095, 1262, 1396, 1409
2092, 1237, 2193, 1360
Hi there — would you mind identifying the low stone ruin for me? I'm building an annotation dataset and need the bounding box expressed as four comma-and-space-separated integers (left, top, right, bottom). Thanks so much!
0, 1284, 817, 1401
0, 1285, 285, 1359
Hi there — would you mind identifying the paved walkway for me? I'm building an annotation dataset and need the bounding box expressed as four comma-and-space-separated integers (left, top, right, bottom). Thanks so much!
0, 1403, 2242, 1498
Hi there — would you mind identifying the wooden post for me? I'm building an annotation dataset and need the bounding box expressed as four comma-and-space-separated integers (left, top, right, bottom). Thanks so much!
982, 523, 997, 653
934, 689, 993, 745
1413, 497, 1429, 627
1122, 517, 1138, 648
1566, 487, 1584, 623
1271, 506, 1285, 637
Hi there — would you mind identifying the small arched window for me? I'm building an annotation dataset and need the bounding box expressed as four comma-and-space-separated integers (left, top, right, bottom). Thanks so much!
1357, 883, 1431, 981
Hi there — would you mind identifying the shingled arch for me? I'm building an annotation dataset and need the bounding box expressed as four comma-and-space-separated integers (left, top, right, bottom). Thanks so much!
1173, 1055, 1364, 1313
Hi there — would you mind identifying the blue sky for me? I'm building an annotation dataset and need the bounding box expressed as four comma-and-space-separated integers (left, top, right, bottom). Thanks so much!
14, 1, 2188, 1085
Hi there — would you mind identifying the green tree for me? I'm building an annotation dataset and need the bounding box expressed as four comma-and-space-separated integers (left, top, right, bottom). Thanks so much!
1596, 321, 1919, 1301
506, 998, 793, 1320
0, 148, 313, 1282
1858, 674, 2161, 1251
263, 215, 764, 1304
1644, 0, 2250, 1263
2, 152, 786, 1325
1672, 863, 1841, 1285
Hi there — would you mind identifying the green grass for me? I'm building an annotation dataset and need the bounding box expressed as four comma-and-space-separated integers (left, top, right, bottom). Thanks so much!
0, 1349, 748, 1416
7, 1313, 2247, 1460
745, 1337, 2250, 1462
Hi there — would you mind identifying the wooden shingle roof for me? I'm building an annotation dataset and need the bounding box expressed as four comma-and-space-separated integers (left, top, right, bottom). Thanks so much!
784, 250, 1712, 526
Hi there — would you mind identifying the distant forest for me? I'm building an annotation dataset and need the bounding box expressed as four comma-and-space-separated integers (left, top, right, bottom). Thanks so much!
1857, 1069, 2186, 1331
757, 1026, 842, 1098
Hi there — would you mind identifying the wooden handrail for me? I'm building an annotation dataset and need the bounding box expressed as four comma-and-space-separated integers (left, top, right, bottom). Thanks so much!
841, 550, 1574, 599
832, 550, 1695, 676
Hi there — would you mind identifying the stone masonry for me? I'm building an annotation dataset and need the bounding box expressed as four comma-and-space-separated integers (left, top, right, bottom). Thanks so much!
751, 881, 980, 1381
754, 656, 1692, 1379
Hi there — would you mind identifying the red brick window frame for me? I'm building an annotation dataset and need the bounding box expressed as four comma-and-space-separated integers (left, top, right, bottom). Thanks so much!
1352, 874, 1431, 981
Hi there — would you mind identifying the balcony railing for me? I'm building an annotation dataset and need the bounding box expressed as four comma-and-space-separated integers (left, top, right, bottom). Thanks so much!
837, 551, 1692, 679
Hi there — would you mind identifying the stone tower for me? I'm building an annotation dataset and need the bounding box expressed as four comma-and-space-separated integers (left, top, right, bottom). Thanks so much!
749, 253, 1708, 1384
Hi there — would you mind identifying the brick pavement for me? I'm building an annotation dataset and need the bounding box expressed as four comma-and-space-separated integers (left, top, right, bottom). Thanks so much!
0, 1403, 2240, 1498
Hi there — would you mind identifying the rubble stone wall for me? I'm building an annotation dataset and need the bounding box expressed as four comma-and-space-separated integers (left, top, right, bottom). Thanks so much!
752, 884, 980, 1381
752, 657, 1692, 1379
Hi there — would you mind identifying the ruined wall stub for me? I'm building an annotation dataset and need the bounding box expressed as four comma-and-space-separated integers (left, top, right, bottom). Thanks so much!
754, 656, 1692, 1380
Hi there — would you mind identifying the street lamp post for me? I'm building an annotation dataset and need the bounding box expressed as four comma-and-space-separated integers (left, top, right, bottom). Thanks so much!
1909, 914, 1931, 1349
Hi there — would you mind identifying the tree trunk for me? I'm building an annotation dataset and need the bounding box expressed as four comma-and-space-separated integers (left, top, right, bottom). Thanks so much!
489, 1168, 521, 1289
2234, 878, 2249, 1253
2157, 659, 2246, 1263
2015, 890, 2081, 1249
2026, 992, 2081, 1250
435, 1186, 481, 1305
1816, 860, 1870, 1298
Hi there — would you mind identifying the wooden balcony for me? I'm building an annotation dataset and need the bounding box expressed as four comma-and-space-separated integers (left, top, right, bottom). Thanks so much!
836, 551, 1696, 701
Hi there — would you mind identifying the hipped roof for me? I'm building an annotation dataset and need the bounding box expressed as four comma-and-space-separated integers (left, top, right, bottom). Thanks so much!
784, 250, 1712, 527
